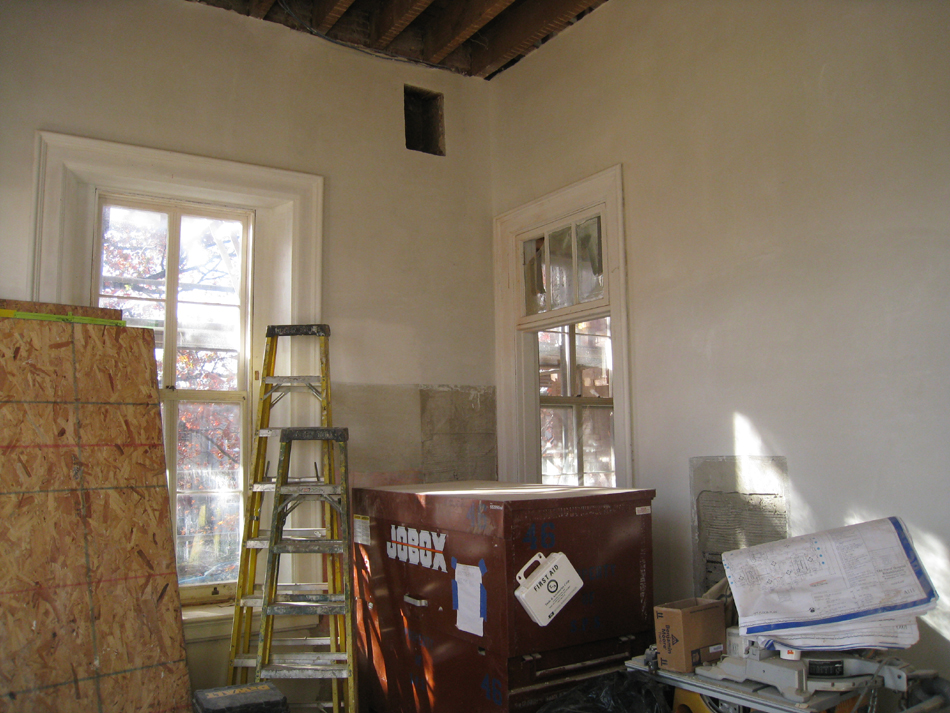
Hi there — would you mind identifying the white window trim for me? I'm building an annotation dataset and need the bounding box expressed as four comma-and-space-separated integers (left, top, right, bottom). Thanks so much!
31, 132, 324, 603
31, 131, 323, 405
32, 131, 322, 325
493, 166, 632, 487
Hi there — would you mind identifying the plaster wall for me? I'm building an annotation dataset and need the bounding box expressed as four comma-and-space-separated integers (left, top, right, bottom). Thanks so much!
0, 0, 494, 390
0, 0, 496, 484
489, 0, 950, 673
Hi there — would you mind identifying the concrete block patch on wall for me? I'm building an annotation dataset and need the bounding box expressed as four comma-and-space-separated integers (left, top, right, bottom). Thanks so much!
690, 456, 789, 596
333, 383, 497, 487
421, 386, 497, 483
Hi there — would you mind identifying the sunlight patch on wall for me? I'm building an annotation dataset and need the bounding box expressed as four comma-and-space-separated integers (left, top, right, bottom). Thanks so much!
689, 453, 788, 595
732, 411, 818, 536
733, 412, 765, 459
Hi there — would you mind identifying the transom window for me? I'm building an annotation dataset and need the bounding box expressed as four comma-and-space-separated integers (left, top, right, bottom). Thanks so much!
95, 193, 251, 599
522, 213, 605, 318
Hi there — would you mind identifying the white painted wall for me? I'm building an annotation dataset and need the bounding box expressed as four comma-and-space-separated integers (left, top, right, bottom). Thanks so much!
0, 0, 495, 389
0, 0, 495, 692
489, 0, 950, 673
3, 0, 949, 684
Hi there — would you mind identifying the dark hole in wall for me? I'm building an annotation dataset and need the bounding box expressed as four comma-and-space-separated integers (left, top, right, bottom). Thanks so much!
404, 85, 445, 156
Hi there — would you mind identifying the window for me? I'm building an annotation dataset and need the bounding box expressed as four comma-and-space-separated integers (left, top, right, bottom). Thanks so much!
493, 166, 631, 487
33, 132, 324, 608
521, 208, 614, 486
95, 193, 251, 598
539, 318, 615, 487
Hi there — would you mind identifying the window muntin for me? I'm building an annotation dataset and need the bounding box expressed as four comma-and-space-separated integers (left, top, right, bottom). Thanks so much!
95, 194, 250, 596
538, 317, 615, 487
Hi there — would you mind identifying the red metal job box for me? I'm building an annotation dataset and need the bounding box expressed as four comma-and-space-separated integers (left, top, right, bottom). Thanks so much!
352, 482, 655, 712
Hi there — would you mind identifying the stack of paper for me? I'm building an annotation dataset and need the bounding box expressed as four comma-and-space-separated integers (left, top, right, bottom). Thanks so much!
722, 517, 938, 650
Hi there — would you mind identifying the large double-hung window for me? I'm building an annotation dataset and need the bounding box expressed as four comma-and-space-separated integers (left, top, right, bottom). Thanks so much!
95, 193, 251, 598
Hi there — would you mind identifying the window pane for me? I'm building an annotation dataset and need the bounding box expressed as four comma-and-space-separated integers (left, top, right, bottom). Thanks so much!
98, 297, 165, 386
100, 206, 168, 299
548, 226, 574, 310
538, 326, 568, 397
523, 237, 546, 315
179, 216, 243, 306
176, 402, 242, 488
540, 406, 577, 485
581, 406, 615, 487
176, 303, 240, 390
176, 492, 241, 584
576, 216, 604, 303
175, 402, 242, 584
576, 318, 612, 398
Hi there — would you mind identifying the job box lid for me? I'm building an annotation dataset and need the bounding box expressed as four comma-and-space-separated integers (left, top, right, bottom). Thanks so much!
353, 480, 655, 540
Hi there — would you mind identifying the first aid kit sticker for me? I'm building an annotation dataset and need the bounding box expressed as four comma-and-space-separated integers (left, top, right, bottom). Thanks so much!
514, 552, 583, 626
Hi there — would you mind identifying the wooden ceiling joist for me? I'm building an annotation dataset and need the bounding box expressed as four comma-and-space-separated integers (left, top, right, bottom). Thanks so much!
372, 0, 435, 49
190, 0, 610, 78
470, 0, 606, 77
423, 0, 518, 64
311, 0, 358, 33
249, 0, 277, 19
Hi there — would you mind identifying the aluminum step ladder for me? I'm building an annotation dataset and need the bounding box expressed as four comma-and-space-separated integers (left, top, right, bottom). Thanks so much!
227, 325, 356, 712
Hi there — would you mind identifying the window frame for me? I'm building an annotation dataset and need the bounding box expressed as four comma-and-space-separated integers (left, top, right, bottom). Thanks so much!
32, 131, 324, 606
93, 192, 254, 603
493, 166, 632, 487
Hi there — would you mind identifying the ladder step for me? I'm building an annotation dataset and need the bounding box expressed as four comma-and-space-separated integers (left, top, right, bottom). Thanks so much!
242, 592, 345, 608
273, 636, 332, 646
272, 593, 345, 604
263, 376, 324, 385
251, 482, 341, 495
241, 584, 329, 607
247, 529, 327, 547
265, 602, 348, 616
261, 662, 350, 680
280, 427, 348, 443
234, 651, 343, 670
265, 324, 330, 338
273, 539, 347, 554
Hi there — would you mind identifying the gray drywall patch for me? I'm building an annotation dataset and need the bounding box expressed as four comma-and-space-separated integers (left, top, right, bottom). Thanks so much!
421, 386, 497, 482
689, 456, 789, 596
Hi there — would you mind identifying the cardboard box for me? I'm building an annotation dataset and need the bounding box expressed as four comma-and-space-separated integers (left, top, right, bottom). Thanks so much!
654, 598, 725, 673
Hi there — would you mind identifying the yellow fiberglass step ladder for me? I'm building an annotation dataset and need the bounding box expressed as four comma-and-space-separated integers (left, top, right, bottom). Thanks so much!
227, 324, 356, 713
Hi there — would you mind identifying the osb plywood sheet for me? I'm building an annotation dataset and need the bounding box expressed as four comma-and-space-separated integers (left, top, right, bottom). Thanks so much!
0, 311, 191, 713
0, 299, 122, 321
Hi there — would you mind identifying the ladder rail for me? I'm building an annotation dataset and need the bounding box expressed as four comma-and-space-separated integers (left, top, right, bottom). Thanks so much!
227, 324, 355, 712
228, 329, 279, 685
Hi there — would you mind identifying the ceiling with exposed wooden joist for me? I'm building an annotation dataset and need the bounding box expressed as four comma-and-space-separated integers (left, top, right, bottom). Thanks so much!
190, 0, 609, 79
